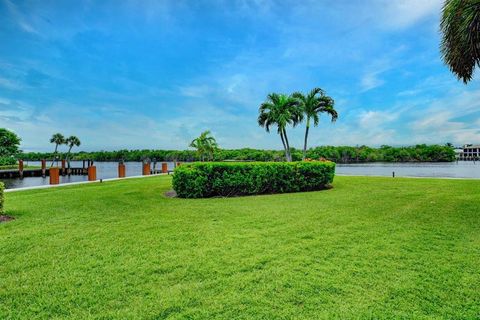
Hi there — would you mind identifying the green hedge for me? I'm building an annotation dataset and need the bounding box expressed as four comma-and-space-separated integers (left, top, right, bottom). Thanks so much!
0, 182, 4, 215
172, 161, 335, 198
0, 156, 16, 166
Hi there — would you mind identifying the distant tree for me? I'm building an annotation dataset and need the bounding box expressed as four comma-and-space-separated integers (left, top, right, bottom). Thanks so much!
189, 130, 218, 161
65, 136, 81, 169
0, 128, 21, 157
258, 93, 302, 162
292, 88, 337, 160
49, 133, 65, 167
440, 0, 480, 83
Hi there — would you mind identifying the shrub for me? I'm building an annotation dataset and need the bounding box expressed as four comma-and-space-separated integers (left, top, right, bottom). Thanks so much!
0, 182, 4, 215
0, 156, 16, 166
172, 161, 335, 198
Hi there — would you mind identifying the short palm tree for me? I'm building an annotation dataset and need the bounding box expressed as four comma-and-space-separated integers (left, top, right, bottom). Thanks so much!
65, 136, 81, 169
440, 0, 480, 83
190, 130, 218, 161
49, 133, 65, 167
293, 88, 337, 160
258, 93, 302, 162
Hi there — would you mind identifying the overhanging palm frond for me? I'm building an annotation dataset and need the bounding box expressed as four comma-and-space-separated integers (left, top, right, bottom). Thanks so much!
441, 0, 480, 83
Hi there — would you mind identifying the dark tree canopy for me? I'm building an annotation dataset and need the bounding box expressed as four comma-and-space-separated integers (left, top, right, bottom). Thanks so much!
441, 0, 480, 83
0, 128, 21, 157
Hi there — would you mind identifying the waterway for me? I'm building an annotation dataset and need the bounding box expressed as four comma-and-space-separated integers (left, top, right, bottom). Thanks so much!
1, 161, 479, 189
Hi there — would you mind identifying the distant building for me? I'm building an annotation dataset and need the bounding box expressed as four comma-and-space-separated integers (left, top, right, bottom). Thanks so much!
456, 144, 480, 160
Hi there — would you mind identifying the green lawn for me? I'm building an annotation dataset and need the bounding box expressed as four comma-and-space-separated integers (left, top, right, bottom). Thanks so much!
1, 176, 479, 319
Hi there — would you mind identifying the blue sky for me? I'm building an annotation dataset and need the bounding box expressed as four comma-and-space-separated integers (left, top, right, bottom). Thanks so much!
1, 0, 480, 152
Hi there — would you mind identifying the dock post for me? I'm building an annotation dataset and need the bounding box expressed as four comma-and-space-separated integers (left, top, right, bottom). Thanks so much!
41, 159, 46, 177
50, 167, 60, 185
162, 162, 168, 174
88, 166, 97, 181
18, 160, 24, 179
61, 159, 66, 175
118, 162, 126, 178
143, 162, 151, 176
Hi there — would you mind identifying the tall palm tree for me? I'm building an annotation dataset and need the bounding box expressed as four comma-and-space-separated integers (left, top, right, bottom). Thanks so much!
293, 88, 337, 160
190, 130, 218, 161
49, 133, 65, 167
440, 0, 480, 83
258, 93, 302, 162
65, 136, 81, 169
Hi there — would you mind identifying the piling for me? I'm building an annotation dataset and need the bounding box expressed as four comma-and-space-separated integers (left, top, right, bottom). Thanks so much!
118, 163, 126, 178
392, 171, 395, 178
162, 162, 168, 173
88, 166, 97, 181
50, 167, 60, 185
143, 162, 151, 176
41, 159, 46, 177
18, 160, 24, 179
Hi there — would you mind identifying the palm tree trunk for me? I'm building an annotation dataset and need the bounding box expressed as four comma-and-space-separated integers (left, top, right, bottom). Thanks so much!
50, 145, 58, 167
67, 146, 73, 170
283, 128, 292, 162
279, 131, 288, 161
303, 117, 310, 161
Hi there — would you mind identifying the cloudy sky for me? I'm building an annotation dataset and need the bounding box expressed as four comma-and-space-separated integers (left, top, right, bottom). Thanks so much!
1, 0, 479, 152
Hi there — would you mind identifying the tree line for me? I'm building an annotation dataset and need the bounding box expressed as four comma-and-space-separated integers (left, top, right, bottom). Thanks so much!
19, 144, 456, 163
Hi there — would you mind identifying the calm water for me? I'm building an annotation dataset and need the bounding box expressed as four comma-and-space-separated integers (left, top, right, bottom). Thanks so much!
2, 161, 479, 189
336, 161, 480, 178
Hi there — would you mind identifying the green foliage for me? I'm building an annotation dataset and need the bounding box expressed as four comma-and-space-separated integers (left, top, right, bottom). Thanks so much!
173, 161, 335, 198
0, 128, 21, 157
258, 93, 303, 161
0, 182, 4, 215
18, 144, 457, 163
0, 156, 16, 166
292, 88, 337, 159
189, 130, 218, 161
440, 0, 480, 83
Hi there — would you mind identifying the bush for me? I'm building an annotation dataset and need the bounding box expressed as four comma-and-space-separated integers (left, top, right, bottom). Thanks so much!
0, 182, 4, 215
172, 161, 336, 198
0, 156, 16, 166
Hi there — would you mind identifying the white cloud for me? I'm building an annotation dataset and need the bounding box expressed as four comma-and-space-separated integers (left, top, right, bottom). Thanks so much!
4, 0, 40, 35
179, 85, 212, 98
358, 110, 398, 129
377, 0, 443, 29
361, 72, 385, 91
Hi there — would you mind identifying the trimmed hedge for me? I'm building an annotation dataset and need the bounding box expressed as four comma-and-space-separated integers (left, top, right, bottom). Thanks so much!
0, 182, 4, 215
0, 156, 16, 166
172, 161, 335, 198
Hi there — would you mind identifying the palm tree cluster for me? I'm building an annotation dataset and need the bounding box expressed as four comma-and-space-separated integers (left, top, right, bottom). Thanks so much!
49, 133, 81, 168
258, 88, 337, 161
189, 130, 218, 161
441, 0, 480, 83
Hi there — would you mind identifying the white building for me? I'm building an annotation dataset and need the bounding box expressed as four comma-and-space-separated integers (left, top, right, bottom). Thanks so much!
457, 144, 480, 160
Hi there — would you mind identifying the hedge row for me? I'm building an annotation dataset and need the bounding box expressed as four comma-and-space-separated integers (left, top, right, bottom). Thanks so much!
0, 156, 16, 166
172, 161, 335, 198
0, 182, 4, 215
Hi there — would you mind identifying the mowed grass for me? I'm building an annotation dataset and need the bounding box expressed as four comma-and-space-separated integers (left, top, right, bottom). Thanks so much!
0, 176, 479, 319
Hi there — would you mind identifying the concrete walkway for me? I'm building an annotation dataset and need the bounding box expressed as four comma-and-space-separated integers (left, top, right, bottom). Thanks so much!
4, 174, 167, 193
